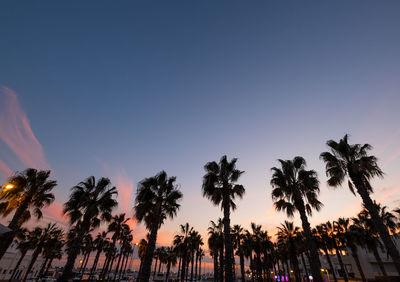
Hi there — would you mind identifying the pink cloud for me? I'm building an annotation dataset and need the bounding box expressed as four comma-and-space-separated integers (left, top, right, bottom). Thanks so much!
0, 86, 50, 170
0, 159, 12, 176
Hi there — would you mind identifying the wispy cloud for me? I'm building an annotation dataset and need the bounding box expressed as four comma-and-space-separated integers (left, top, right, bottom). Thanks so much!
95, 157, 135, 217
0, 86, 50, 170
0, 159, 12, 176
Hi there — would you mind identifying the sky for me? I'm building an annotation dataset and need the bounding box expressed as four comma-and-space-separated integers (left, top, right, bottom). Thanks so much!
1, 1, 400, 266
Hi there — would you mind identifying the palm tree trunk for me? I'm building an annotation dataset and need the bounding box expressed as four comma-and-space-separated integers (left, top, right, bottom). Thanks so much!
214, 254, 218, 282
158, 260, 162, 274
350, 246, 366, 282
300, 252, 309, 279
186, 256, 189, 282
139, 223, 159, 282
372, 244, 387, 277
177, 256, 181, 279
0, 200, 30, 261
23, 246, 41, 281
153, 257, 158, 276
90, 249, 101, 276
165, 262, 171, 282
239, 252, 245, 282
191, 252, 194, 282
297, 201, 323, 282
9, 249, 28, 281
79, 253, 87, 275
351, 173, 400, 275
100, 254, 110, 280
199, 257, 202, 280
219, 247, 224, 282
334, 244, 348, 282
223, 197, 234, 282
195, 253, 199, 281
119, 252, 127, 279
285, 260, 291, 282
113, 249, 124, 281
180, 255, 186, 282
81, 251, 90, 277
36, 257, 49, 281
45, 258, 54, 276
123, 253, 130, 278
322, 246, 337, 282
108, 254, 117, 280
289, 241, 301, 282
250, 256, 254, 282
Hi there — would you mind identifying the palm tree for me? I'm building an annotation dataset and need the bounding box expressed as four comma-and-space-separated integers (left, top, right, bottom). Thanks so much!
337, 218, 367, 282
23, 223, 63, 281
0, 169, 56, 260
208, 219, 224, 282
330, 220, 349, 282
313, 225, 337, 282
232, 225, 245, 282
208, 227, 220, 282
60, 176, 118, 281
9, 229, 32, 281
79, 234, 94, 276
137, 238, 148, 276
198, 249, 205, 281
353, 203, 398, 278
165, 246, 177, 282
270, 156, 323, 282
37, 226, 65, 281
276, 221, 301, 282
134, 171, 183, 282
320, 134, 400, 273
90, 231, 108, 277
202, 155, 245, 282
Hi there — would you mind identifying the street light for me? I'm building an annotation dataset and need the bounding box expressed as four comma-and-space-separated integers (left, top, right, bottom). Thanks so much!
3, 184, 14, 190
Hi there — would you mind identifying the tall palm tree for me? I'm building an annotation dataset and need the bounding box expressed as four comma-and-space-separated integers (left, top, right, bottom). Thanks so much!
320, 134, 400, 273
0, 168, 56, 260
232, 225, 245, 282
60, 176, 118, 281
202, 155, 245, 282
23, 223, 63, 281
270, 156, 323, 282
277, 221, 301, 282
134, 171, 183, 282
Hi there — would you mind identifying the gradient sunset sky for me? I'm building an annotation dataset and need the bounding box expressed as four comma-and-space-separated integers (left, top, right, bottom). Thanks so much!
1, 0, 400, 252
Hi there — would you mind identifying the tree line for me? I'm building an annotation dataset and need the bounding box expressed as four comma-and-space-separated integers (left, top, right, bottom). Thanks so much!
0, 134, 399, 282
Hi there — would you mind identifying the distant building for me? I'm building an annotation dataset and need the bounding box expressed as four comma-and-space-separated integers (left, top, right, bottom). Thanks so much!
0, 241, 45, 280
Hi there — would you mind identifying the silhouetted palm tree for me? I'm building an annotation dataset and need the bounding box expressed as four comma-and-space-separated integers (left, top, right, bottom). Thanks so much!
23, 223, 63, 281
232, 225, 245, 282
164, 246, 177, 282
0, 169, 56, 260
202, 156, 245, 282
277, 221, 301, 282
134, 171, 183, 282
9, 228, 32, 281
320, 134, 400, 274
60, 176, 118, 281
271, 156, 323, 282
313, 225, 337, 282
90, 231, 108, 277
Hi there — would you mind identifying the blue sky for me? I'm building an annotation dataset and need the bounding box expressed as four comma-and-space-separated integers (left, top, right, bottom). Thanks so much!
1, 1, 400, 246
